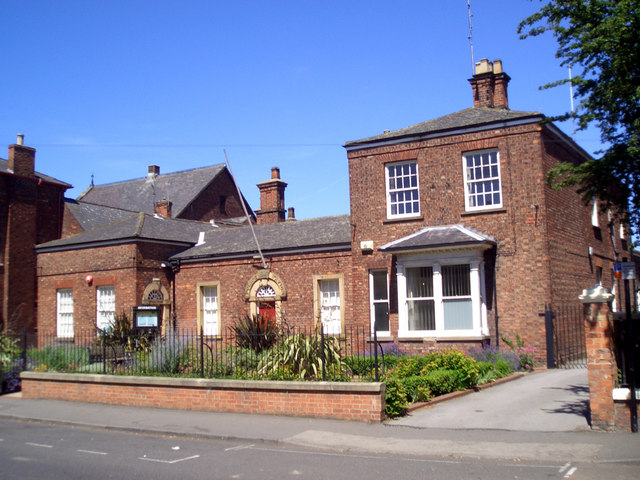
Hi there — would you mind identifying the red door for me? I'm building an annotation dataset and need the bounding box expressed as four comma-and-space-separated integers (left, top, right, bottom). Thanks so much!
258, 301, 276, 323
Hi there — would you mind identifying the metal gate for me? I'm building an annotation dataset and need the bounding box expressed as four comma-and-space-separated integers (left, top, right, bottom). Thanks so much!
543, 303, 587, 369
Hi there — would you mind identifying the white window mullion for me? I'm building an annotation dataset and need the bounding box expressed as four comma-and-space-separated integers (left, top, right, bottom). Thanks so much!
432, 263, 444, 331
397, 265, 408, 337
469, 261, 481, 334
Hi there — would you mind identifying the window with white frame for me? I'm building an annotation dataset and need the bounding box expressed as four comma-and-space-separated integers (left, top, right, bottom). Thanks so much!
463, 150, 502, 211
385, 161, 420, 218
198, 284, 220, 336
56, 289, 74, 338
315, 276, 343, 335
370, 270, 390, 335
397, 254, 487, 338
96, 286, 115, 331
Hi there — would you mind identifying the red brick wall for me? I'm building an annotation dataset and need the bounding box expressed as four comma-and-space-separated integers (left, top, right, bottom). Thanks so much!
175, 250, 352, 331
37, 242, 174, 334
541, 132, 628, 310
21, 373, 385, 422
178, 170, 249, 221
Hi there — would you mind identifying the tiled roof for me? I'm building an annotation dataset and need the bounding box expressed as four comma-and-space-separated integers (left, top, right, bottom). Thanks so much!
379, 224, 495, 252
0, 158, 71, 188
64, 198, 137, 231
171, 215, 352, 261
36, 213, 215, 251
344, 107, 543, 149
77, 164, 227, 217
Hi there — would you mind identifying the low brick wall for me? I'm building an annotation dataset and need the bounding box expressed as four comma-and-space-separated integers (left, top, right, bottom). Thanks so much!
20, 372, 386, 423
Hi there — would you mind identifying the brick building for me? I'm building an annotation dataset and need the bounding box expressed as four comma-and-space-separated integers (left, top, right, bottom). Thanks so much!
344, 59, 628, 358
33, 59, 631, 362
36, 163, 255, 335
1, 135, 70, 334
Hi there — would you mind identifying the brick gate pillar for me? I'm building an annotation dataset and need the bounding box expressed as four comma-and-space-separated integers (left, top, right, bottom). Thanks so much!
579, 285, 617, 431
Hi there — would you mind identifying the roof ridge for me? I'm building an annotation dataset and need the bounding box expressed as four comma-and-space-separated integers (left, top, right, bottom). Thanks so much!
86, 163, 226, 188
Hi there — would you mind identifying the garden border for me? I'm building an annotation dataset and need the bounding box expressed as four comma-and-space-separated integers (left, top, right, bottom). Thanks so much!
20, 372, 386, 423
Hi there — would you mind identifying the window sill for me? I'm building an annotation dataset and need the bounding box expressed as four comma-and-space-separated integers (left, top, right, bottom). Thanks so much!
383, 215, 424, 224
397, 335, 489, 342
368, 336, 394, 342
461, 208, 506, 216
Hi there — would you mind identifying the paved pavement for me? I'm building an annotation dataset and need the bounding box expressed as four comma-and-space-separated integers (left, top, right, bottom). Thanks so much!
394, 368, 591, 431
1, 369, 639, 465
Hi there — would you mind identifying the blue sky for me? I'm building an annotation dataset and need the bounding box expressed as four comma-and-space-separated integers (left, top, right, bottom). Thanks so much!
2, 1, 602, 220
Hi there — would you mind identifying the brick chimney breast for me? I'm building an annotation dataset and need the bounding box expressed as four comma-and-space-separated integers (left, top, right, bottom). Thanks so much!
8, 133, 36, 177
468, 58, 510, 109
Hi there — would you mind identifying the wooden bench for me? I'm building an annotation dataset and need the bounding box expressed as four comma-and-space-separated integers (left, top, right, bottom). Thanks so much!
88, 343, 128, 365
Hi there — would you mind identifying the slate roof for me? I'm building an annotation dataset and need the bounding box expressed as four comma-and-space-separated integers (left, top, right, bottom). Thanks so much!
36, 212, 216, 252
64, 198, 137, 231
77, 164, 228, 217
171, 215, 352, 261
0, 158, 72, 188
344, 107, 543, 149
379, 224, 496, 253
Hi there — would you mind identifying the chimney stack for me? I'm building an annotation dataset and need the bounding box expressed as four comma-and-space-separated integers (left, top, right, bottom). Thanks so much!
468, 59, 510, 109
154, 199, 172, 217
256, 167, 287, 225
148, 165, 160, 179
8, 133, 36, 177
287, 207, 296, 221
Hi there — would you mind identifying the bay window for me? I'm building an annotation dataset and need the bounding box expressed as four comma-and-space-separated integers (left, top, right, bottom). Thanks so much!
397, 254, 487, 338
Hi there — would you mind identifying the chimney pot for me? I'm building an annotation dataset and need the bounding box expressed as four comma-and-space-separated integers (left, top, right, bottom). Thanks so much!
287, 207, 296, 221
148, 165, 160, 178
17, 133, 24, 146
271, 167, 280, 179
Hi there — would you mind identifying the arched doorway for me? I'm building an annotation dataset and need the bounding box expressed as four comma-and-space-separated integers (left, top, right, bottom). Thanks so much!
245, 270, 287, 323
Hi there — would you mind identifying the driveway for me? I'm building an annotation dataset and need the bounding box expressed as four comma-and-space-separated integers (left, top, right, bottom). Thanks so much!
391, 368, 590, 431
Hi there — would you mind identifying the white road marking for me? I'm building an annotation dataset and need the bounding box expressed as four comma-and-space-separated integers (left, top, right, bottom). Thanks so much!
139, 454, 200, 464
563, 466, 578, 478
559, 463, 571, 473
25, 442, 53, 448
225, 444, 255, 452
77, 449, 108, 456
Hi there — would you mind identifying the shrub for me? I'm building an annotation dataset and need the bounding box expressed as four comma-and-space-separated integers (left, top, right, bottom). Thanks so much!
1, 334, 21, 370
501, 333, 536, 371
258, 333, 343, 379
468, 345, 519, 370
232, 314, 279, 354
383, 374, 408, 417
141, 334, 195, 376
398, 375, 432, 403
421, 369, 460, 396
393, 356, 433, 378
420, 349, 480, 390
28, 344, 89, 372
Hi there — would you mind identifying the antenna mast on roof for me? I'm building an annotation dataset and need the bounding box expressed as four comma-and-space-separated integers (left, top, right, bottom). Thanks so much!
568, 65, 577, 139
467, 0, 475, 75
224, 150, 267, 269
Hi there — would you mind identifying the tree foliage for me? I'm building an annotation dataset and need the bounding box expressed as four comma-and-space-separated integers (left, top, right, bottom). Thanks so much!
519, 0, 640, 239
